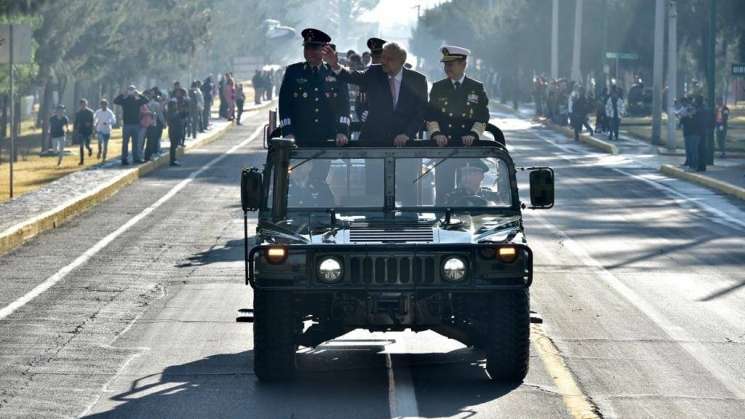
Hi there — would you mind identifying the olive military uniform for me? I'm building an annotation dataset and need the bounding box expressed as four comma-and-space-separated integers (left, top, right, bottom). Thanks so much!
279, 62, 351, 146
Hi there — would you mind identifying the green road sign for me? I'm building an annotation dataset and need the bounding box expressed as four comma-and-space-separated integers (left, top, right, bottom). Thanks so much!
606, 52, 639, 60
732, 63, 745, 77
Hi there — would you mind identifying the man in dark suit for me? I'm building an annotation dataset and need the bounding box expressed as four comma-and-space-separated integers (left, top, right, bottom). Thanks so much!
322, 42, 427, 147
279, 28, 351, 147
426, 45, 491, 204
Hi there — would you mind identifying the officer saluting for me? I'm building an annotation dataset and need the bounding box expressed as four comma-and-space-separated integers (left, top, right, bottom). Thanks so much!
426, 46, 489, 147
355, 37, 386, 124
367, 37, 386, 65
279, 28, 351, 146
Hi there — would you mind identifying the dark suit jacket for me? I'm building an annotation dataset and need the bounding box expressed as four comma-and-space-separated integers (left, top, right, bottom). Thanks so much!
336, 65, 427, 146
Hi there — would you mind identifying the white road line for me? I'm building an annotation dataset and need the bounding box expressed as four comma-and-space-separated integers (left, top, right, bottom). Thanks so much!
0, 125, 263, 321
386, 353, 421, 419
533, 213, 745, 400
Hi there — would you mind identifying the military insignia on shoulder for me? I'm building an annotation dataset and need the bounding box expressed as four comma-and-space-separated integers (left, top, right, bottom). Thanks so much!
325, 75, 337, 82
296, 78, 308, 84
467, 93, 479, 103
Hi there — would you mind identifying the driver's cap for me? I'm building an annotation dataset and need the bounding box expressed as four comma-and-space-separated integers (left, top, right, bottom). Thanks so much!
460, 159, 489, 173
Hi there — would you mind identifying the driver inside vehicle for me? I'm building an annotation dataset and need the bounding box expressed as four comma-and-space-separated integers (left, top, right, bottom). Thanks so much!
288, 160, 335, 207
442, 159, 491, 207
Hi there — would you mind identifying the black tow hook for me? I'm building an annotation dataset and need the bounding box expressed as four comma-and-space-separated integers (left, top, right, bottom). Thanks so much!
236, 308, 254, 323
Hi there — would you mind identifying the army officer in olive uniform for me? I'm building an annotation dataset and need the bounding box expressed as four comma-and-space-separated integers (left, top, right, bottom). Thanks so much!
426, 46, 491, 204
279, 28, 351, 147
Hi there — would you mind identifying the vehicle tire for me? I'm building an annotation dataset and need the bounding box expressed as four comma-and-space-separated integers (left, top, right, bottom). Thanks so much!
485, 289, 530, 383
253, 290, 297, 381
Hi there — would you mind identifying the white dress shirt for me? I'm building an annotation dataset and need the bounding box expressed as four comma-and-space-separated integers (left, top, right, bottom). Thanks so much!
450, 74, 466, 88
389, 68, 403, 107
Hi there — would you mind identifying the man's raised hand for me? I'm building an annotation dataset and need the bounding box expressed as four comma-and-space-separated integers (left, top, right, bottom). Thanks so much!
321, 46, 339, 68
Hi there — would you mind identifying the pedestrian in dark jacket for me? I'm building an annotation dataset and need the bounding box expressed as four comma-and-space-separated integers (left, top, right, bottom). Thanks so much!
201, 76, 214, 129
570, 90, 588, 142
73, 99, 94, 165
113, 85, 149, 165
166, 88, 189, 166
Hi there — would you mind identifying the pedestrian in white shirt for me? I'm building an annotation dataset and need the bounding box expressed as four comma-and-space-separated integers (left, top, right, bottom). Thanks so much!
94, 99, 117, 161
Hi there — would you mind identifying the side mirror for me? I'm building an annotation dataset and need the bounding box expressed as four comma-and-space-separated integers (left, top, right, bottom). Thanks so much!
529, 168, 554, 209
241, 168, 263, 212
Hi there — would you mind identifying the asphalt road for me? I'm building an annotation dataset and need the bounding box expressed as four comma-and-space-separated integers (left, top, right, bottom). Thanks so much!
1, 107, 744, 418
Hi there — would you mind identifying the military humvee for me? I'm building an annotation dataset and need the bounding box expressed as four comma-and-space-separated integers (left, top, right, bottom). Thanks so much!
240, 138, 554, 382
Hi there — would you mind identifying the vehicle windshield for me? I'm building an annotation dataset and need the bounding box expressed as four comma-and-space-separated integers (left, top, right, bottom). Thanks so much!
271, 154, 513, 210
396, 157, 513, 208
285, 158, 384, 208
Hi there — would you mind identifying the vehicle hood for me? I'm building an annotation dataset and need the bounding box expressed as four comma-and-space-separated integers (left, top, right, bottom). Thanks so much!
260, 214, 525, 245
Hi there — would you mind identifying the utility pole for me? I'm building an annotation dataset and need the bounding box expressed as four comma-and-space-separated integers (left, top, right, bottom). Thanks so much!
571, 0, 584, 82
705, 0, 716, 165
667, 0, 678, 151
9, 23, 15, 199
651, 0, 665, 145
551, 0, 559, 79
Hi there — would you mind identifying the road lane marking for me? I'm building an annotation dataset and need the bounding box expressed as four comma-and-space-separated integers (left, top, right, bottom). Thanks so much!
386, 353, 421, 419
0, 125, 264, 322
500, 114, 745, 232
531, 324, 601, 419
533, 213, 745, 400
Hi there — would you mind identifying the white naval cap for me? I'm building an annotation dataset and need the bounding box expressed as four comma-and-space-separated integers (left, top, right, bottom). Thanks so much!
440, 45, 471, 62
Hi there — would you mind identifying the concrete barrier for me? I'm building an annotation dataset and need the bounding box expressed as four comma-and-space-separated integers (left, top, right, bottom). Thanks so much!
660, 164, 745, 201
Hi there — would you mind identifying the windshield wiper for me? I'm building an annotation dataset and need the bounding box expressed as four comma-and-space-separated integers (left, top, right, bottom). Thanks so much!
289, 150, 327, 171
258, 220, 309, 243
411, 150, 459, 184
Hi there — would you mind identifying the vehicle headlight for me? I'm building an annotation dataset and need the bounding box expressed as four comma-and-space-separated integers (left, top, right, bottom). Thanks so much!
318, 257, 343, 283
442, 257, 467, 282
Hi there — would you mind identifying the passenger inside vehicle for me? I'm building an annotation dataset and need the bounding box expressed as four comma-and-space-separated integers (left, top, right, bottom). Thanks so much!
287, 160, 335, 207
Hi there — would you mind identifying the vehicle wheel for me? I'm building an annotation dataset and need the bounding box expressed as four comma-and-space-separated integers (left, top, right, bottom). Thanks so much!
253, 290, 297, 381
485, 289, 530, 383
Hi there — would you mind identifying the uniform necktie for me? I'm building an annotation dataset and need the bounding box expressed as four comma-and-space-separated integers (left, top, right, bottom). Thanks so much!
454, 81, 461, 91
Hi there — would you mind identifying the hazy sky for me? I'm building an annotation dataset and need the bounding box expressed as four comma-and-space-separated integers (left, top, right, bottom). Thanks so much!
360, 0, 447, 41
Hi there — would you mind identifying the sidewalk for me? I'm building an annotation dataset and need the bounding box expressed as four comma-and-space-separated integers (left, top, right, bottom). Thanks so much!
493, 100, 745, 202
0, 100, 276, 255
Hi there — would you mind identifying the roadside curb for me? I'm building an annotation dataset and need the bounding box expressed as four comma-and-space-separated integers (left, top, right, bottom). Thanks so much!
660, 164, 745, 201
0, 100, 276, 256
492, 102, 619, 154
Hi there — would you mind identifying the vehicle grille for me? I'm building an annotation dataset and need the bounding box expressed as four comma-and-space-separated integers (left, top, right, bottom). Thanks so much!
348, 255, 436, 285
349, 224, 434, 243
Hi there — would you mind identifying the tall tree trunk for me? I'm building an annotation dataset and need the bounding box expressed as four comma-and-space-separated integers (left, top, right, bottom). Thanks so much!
40, 79, 53, 152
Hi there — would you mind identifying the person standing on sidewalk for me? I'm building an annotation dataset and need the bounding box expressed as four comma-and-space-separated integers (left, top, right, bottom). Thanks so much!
678, 96, 697, 169
49, 105, 70, 167
73, 99, 94, 166
114, 85, 149, 165
223, 73, 236, 121
201, 76, 214, 130
166, 88, 189, 166
605, 86, 625, 141
569, 89, 589, 142
715, 97, 730, 158
252, 70, 262, 105
93, 99, 116, 162
692, 95, 709, 172
235, 84, 245, 125
188, 82, 200, 139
